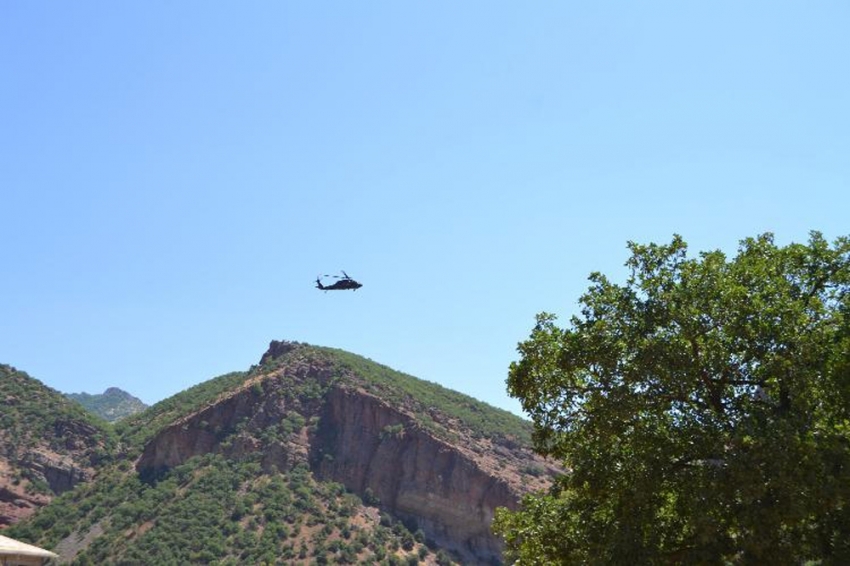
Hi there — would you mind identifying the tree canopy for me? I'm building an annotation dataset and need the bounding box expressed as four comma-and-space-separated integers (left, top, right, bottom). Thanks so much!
494, 232, 850, 565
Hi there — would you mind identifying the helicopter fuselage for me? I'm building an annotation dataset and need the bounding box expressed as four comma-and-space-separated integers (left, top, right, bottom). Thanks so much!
316, 272, 362, 291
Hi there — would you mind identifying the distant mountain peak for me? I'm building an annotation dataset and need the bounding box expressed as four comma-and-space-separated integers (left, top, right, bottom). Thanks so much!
66, 387, 148, 423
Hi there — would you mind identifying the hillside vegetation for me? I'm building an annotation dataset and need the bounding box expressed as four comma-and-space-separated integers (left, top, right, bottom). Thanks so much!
4, 342, 549, 564
0, 365, 116, 460
11, 454, 447, 565
0, 365, 117, 527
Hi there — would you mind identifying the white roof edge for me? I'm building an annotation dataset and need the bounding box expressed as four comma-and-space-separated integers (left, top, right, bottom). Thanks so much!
0, 534, 59, 558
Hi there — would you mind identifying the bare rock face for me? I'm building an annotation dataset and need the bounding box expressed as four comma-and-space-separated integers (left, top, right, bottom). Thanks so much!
136, 385, 274, 475
0, 450, 96, 528
20, 452, 92, 494
136, 358, 336, 477
311, 387, 522, 563
136, 343, 558, 564
0, 448, 96, 528
0, 475, 48, 527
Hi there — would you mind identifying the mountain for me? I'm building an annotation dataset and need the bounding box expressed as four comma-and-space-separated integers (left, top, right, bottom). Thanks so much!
0, 365, 116, 528
4, 341, 560, 564
66, 388, 148, 423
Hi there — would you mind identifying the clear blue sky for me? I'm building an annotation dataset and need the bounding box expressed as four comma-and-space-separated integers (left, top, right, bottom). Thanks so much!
2, 2, 848, 415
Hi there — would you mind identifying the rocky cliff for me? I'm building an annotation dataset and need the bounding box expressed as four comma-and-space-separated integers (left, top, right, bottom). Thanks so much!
136, 341, 558, 564
312, 386, 524, 561
0, 463, 49, 528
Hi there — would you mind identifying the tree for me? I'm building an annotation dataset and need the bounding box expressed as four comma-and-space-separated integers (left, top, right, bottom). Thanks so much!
494, 233, 850, 565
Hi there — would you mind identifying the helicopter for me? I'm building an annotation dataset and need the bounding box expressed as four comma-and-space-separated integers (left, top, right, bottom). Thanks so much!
315, 271, 363, 291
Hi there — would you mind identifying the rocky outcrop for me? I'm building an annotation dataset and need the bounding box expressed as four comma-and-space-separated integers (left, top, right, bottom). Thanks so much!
0, 483, 48, 528
136, 361, 336, 476
137, 386, 273, 474
0, 451, 92, 528
311, 386, 521, 563
20, 452, 92, 494
135, 344, 558, 564
259, 340, 302, 366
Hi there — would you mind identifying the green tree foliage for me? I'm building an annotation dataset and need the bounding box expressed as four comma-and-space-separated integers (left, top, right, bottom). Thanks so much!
494, 233, 850, 564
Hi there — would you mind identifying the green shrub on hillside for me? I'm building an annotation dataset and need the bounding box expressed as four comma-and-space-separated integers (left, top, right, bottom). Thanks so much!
0, 365, 117, 464
8, 453, 442, 564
